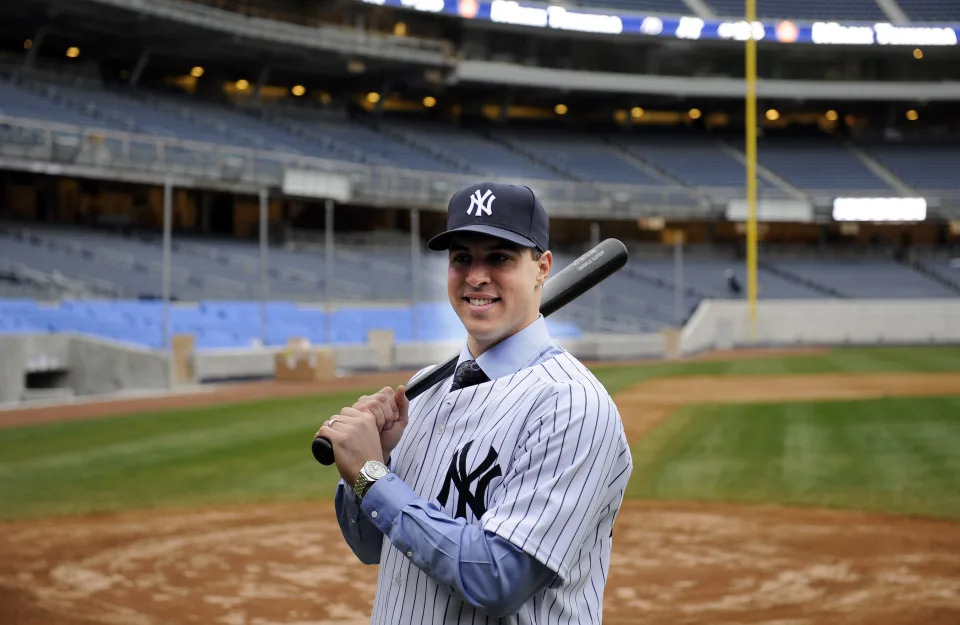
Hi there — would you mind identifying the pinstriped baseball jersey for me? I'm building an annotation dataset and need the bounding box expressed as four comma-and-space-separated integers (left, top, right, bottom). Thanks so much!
369, 349, 632, 625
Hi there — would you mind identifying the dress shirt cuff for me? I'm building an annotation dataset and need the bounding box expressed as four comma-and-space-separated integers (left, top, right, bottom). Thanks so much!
360, 473, 418, 533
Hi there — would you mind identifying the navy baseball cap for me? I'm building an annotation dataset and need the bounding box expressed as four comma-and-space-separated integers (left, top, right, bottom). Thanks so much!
427, 181, 550, 252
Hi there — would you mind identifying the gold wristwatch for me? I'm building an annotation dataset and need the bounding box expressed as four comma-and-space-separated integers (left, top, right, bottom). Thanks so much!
353, 460, 389, 501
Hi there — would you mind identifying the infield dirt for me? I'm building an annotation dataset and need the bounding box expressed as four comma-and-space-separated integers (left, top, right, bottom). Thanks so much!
1, 366, 958, 625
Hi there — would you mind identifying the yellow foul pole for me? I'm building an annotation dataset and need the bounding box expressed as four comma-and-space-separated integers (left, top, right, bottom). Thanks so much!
745, 0, 758, 339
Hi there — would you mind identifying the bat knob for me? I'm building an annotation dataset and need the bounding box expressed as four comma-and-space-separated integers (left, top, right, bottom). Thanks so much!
312, 437, 335, 465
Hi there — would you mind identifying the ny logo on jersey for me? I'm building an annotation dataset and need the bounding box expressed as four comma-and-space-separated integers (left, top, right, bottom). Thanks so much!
466, 189, 495, 217
437, 440, 501, 519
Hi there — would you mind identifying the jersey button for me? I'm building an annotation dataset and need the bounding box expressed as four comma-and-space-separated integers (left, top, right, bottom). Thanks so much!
436, 424, 445, 434
406, 551, 413, 558
371, 511, 378, 519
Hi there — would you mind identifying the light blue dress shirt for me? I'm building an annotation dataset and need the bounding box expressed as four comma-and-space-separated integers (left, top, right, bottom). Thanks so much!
335, 316, 565, 615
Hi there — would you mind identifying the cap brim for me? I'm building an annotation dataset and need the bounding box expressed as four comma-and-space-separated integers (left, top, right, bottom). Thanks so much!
427, 225, 541, 251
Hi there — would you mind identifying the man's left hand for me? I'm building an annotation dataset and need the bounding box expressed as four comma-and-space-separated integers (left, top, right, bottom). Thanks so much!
317, 408, 385, 487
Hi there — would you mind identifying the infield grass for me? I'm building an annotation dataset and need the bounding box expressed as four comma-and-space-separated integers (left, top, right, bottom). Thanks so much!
0, 345, 958, 521
628, 395, 960, 519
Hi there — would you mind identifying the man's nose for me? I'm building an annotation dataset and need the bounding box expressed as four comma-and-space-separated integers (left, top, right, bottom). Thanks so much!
466, 261, 489, 286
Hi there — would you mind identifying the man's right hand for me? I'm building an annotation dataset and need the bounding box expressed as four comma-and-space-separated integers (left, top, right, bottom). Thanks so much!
352, 385, 410, 461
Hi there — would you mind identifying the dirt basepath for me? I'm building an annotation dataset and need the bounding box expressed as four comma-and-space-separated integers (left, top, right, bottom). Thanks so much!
0, 372, 420, 429
1, 362, 958, 624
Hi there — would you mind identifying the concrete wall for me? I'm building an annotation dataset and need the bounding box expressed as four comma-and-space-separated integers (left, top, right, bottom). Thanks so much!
0, 335, 26, 405
680, 299, 960, 355
0, 334, 169, 403
65, 335, 170, 395
192, 332, 667, 382
195, 344, 384, 381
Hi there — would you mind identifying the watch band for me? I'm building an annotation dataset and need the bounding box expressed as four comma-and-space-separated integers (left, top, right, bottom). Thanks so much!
353, 460, 388, 501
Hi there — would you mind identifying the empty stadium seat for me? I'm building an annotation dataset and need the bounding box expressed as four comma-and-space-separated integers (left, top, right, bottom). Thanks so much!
758, 138, 892, 193
705, 0, 886, 20
898, 0, 958, 21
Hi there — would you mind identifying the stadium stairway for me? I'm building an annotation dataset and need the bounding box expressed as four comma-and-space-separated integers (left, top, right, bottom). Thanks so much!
758, 261, 848, 298
480, 127, 589, 183
715, 139, 805, 199
601, 139, 696, 190
361, 118, 483, 176
842, 141, 915, 196
904, 259, 960, 296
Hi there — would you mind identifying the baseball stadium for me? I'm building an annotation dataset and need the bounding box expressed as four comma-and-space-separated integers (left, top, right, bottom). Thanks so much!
1, 0, 959, 622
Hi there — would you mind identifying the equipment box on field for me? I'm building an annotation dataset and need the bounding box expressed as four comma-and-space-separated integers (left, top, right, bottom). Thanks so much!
274, 338, 335, 382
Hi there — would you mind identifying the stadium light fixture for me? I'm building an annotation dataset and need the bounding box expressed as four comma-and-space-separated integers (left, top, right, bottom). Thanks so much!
23, 39, 32, 50
913, 48, 923, 60
190, 66, 205, 78
630, 106, 645, 119
235, 79, 250, 90
320, 92, 332, 105
833, 197, 926, 222
367, 92, 381, 104
825, 109, 839, 121
688, 108, 702, 120
422, 96, 437, 108
292, 85, 306, 96
66, 46, 80, 58
765, 108, 780, 121
394, 22, 407, 37
554, 103, 568, 115
906, 109, 919, 121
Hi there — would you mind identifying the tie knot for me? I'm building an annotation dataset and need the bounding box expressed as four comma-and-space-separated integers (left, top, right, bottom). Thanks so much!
450, 359, 489, 392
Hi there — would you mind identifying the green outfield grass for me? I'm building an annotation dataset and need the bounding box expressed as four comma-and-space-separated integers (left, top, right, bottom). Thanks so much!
628, 395, 960, 519
0, 345, 958, 522
592, 345, 960, 394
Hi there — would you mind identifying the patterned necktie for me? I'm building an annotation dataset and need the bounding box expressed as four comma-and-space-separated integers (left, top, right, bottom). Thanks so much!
450, 359, 490, 392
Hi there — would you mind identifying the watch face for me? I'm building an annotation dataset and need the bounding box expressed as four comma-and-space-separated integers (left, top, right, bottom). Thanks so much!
364, 461, 389, 480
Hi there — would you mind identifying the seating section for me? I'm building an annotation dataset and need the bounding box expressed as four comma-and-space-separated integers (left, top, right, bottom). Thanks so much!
768, 260, 958, 298
758, 139, 892, 192
573, 0, 690, 14
5, 75, 960, 196
917, 259, 960, 288
0, 81, 114, 129
487, 129, 665, 186
5, 224, 957, 348
379, 119, 562, 180
614, 135, 780, 194
898, 0, 960, 21
864, 142, 960, 191
704, 0, 886, 20
0, 299, 581, 348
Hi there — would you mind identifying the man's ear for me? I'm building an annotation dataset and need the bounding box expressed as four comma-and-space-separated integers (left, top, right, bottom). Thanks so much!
536, 250, 553, 286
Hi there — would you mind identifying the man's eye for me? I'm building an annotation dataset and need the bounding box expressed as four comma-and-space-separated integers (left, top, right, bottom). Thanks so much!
451, 254, 470, 264
489, 253, 510, 264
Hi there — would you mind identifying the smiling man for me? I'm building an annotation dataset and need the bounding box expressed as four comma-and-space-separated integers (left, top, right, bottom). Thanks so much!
317, 181, 632, 624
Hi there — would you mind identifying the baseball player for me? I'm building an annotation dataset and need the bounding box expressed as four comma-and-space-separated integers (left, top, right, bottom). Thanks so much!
316, 181, 632, 624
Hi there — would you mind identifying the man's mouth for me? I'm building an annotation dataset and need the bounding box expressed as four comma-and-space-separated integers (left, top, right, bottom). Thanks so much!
463, 296, 500, 307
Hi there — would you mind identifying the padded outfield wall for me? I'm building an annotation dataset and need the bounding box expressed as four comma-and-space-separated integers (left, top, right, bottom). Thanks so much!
681, 299, 960, 355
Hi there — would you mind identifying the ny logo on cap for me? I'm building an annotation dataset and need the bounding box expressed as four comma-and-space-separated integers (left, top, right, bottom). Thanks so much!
467, 189, 495, 217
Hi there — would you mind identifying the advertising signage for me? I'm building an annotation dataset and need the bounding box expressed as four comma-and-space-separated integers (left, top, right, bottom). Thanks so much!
358, 0, 959, 46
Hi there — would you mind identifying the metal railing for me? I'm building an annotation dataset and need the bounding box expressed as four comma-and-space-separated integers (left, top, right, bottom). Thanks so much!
85, 0, 456, 65
0, 114, 710, 217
